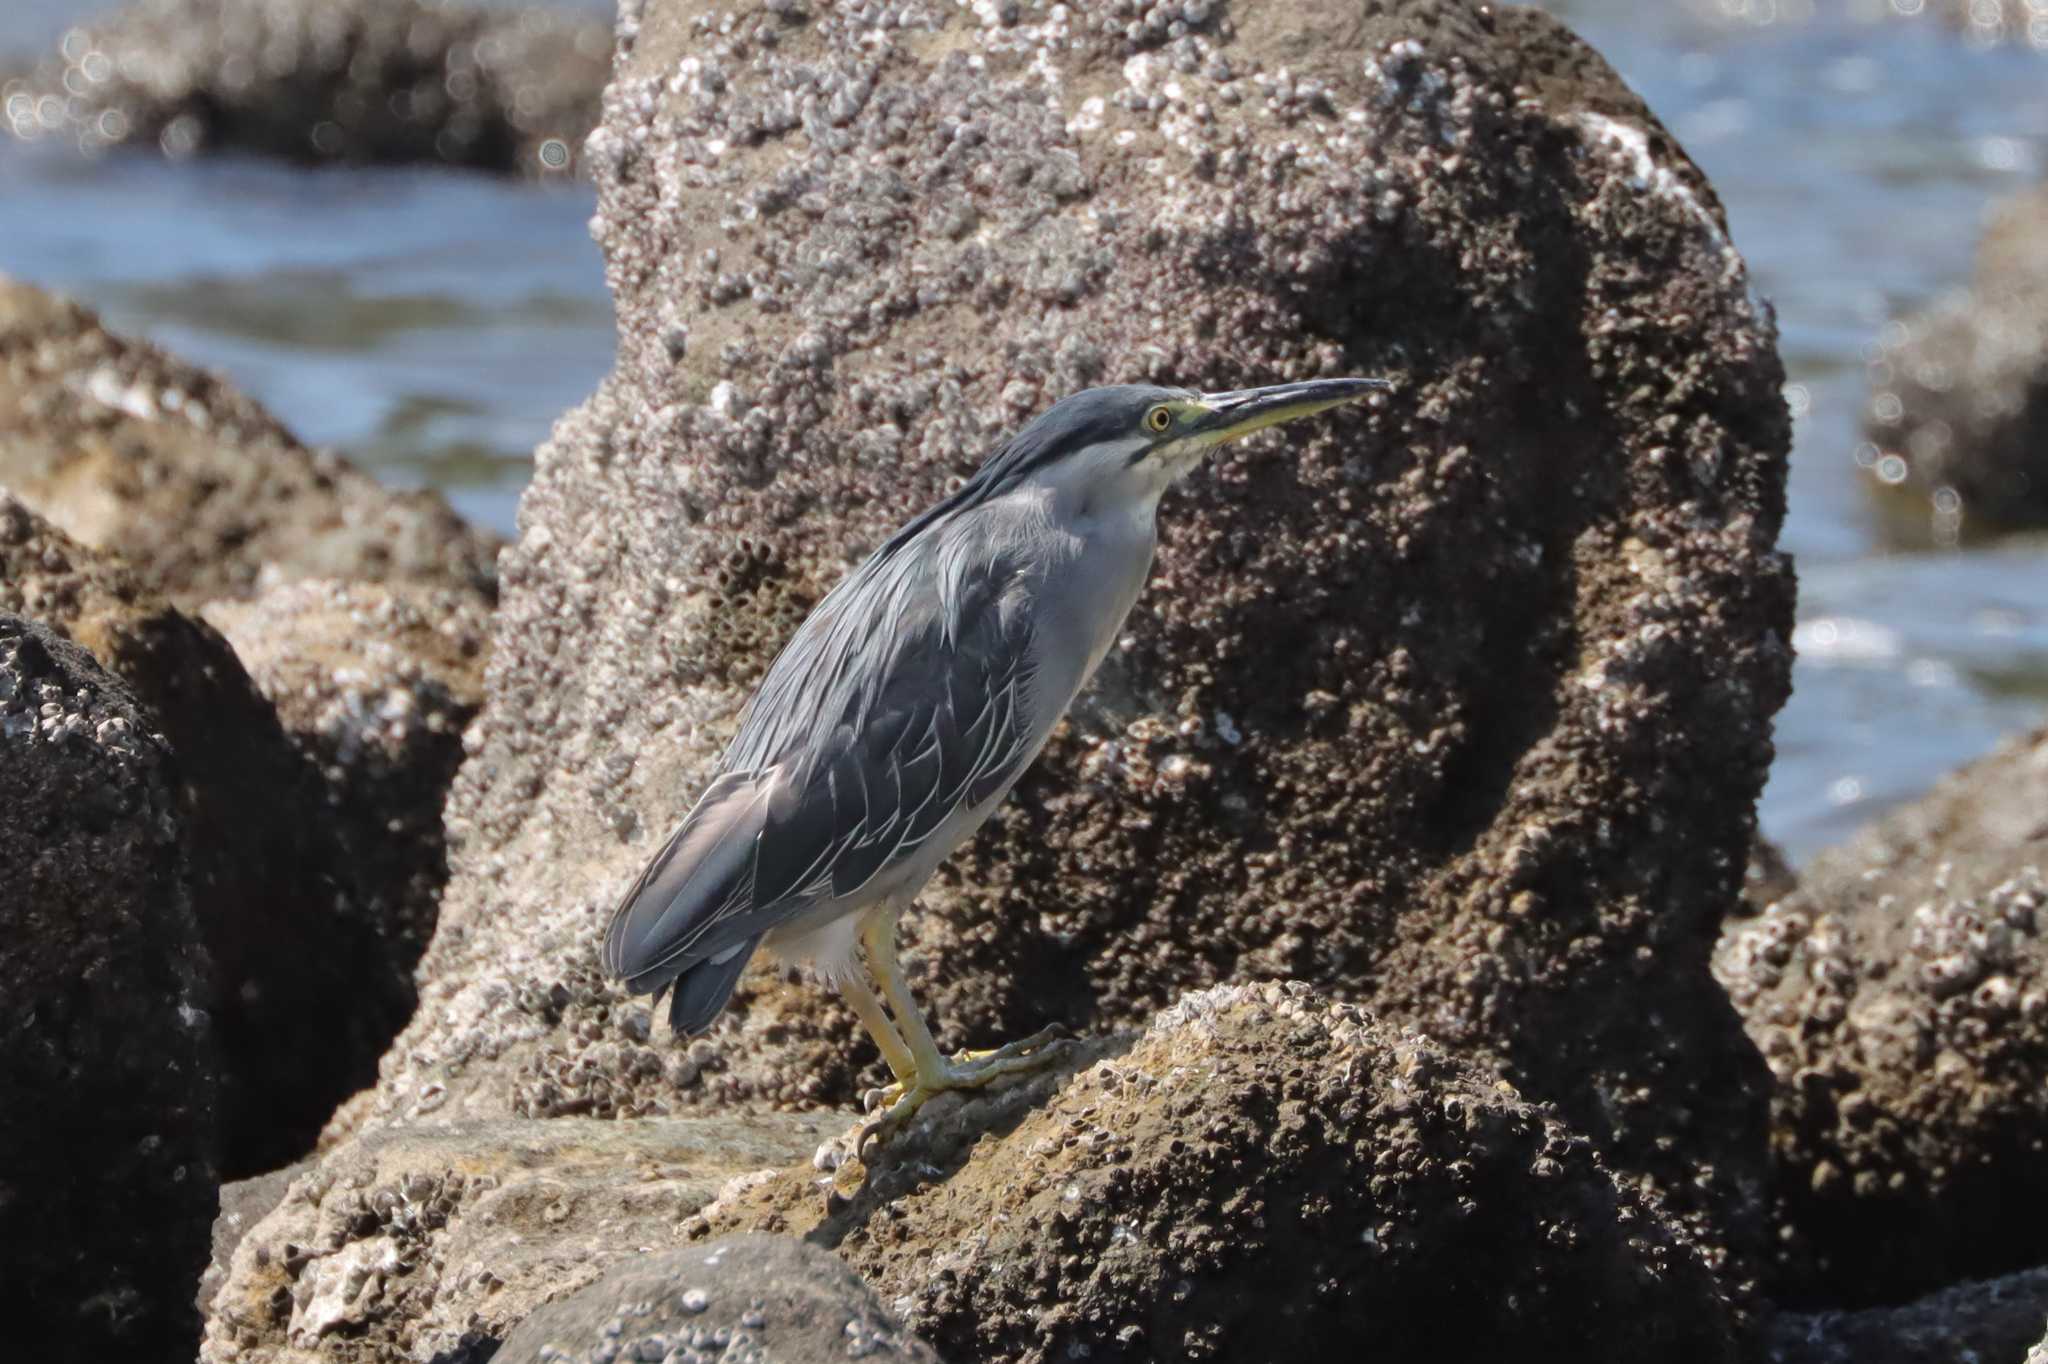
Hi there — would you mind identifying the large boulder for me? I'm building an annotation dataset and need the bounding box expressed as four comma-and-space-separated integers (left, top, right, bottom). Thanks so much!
1863, 186, 2048, 545
351, 0, 1792, 1286
198, 1113, 847, 1364
495, 1234, 947, 1364
0, 616, 219, 1359
3, 0, 609, 174
695, 984, 1745, 1362
0, 276, 501, 604
1716, 726, 2048, 1306
0, 496, 480, 1174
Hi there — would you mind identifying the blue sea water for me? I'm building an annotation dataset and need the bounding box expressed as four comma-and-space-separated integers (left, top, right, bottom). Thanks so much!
2, 0, 2043, 860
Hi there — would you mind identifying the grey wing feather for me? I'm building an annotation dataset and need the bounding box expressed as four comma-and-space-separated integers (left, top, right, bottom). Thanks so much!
602, 537, 1043, 999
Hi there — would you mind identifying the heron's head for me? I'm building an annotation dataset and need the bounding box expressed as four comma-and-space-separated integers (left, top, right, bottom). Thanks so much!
1001, 378, 1390, 516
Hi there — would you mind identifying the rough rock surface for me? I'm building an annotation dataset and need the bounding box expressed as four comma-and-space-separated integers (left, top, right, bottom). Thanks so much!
1764, 1265, 2048, 1364
694, 984, 1743, 1362
2, 0, 610, 174
0, 496, 474, 1174
496, 1234, 946, 1364
353, 0, 1793, 1285
0, 276, 501, 604
204, 577, 491, 979
200, 1161, 313, 1320
199, 1114, 847, 1364
0, 615, 218, 1359
1863, 186, 2048, 544
1716, 726, 2048, 1306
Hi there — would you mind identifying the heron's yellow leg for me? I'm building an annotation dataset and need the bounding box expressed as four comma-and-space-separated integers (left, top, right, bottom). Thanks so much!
857, 912, 1068, 1157
835, 969, 915, 1085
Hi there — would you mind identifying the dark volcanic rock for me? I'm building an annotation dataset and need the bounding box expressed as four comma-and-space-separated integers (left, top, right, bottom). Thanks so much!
352, 0, 1792, 1290
0, 496, 473, 1174
696, 984, 1745, 1363
0, 616, 218, 1359
1765, 1265, 2048, 1364
1863, 186, 2048, 544
0, 276, 501, 604
1716, 726, 2048, 1306
198, 1114, 847, 1363
3, 0, 609, 174
496, 1234, 947, 1364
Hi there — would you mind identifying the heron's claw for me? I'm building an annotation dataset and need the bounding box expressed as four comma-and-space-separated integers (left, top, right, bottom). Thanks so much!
854, 1025, 1074, 1162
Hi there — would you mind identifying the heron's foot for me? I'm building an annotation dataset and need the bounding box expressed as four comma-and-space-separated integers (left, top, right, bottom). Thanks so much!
857, 1025, 1072, 1160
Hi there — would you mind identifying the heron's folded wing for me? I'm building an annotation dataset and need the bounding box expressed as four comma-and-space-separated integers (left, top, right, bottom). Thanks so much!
749, 548, 1042, 905
603, 544, 1041, 990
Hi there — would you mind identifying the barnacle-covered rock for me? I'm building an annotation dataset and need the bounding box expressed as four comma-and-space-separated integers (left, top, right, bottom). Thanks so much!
204, 577, 490, 974
0, 276, 500, 604
356, 0, 1791, 1292
199, 1114, 846, 1363
1716, 726, 2048, 1305
495, 1234, 947, 1364
0, 615, 219, 1359
693, 984, 1744, 1363
0, 496, 477, 1173
2, 0, 609, 174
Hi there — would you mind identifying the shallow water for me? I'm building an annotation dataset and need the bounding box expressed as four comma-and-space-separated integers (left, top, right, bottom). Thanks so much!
2, 1, 2044, 860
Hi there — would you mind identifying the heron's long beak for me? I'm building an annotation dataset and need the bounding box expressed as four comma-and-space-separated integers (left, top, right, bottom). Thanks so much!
1190, 377, 1390, 443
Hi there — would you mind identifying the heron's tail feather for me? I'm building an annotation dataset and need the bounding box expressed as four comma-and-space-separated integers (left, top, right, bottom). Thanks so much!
663, 935, 763, 1036
602, 770, 773, 997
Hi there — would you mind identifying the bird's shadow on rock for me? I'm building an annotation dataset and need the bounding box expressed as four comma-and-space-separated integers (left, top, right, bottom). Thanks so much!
800, 1029, 1141, 1251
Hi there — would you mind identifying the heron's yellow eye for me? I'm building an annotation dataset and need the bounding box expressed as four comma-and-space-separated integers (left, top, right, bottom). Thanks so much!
1145, 405, 1173, 433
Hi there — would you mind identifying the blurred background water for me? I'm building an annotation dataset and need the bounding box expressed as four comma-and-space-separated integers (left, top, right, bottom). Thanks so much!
1, 0, 2044, 862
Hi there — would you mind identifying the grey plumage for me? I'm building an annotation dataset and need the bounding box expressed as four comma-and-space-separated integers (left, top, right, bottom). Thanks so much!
604, 536, 1041, 1010
601, 378, 1386, 1097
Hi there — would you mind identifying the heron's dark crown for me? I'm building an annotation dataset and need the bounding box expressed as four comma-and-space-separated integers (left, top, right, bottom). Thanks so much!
876, 384, 1186, 556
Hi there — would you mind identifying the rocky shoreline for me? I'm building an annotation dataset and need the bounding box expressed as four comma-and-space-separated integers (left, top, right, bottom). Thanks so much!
5, 1, 2048, 1361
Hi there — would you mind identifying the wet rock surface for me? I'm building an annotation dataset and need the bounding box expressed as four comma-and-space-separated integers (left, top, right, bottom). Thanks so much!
199, 1114, 847, 1364
695, 984, 1744, 1363
354, 0, 1792, 1288
496, 1233, 946, 1364
0, 496, 475, 1174
0, 276, 501, 604
0, 615, 219, 1359
1863, 186, 2048, 544
1764, 1265, 2048, 1364
3, 0, 610, 174
1716, 726, 2048, 1306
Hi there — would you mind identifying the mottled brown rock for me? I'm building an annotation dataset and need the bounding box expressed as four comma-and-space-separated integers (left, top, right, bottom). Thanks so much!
1864, 186, 2048, 545
0, 615, 218, 1359
696, 984, 1744, 1362
0, 496, 474, 1174
198, 1114, 848, 1364
496, 1234, 947, 1364
1764, 1265, 2048, 1364
352, 0, 1791, 1290
0, 276, 501, 604
1716, 726, 2048, 1306
3, 0, 609, 174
